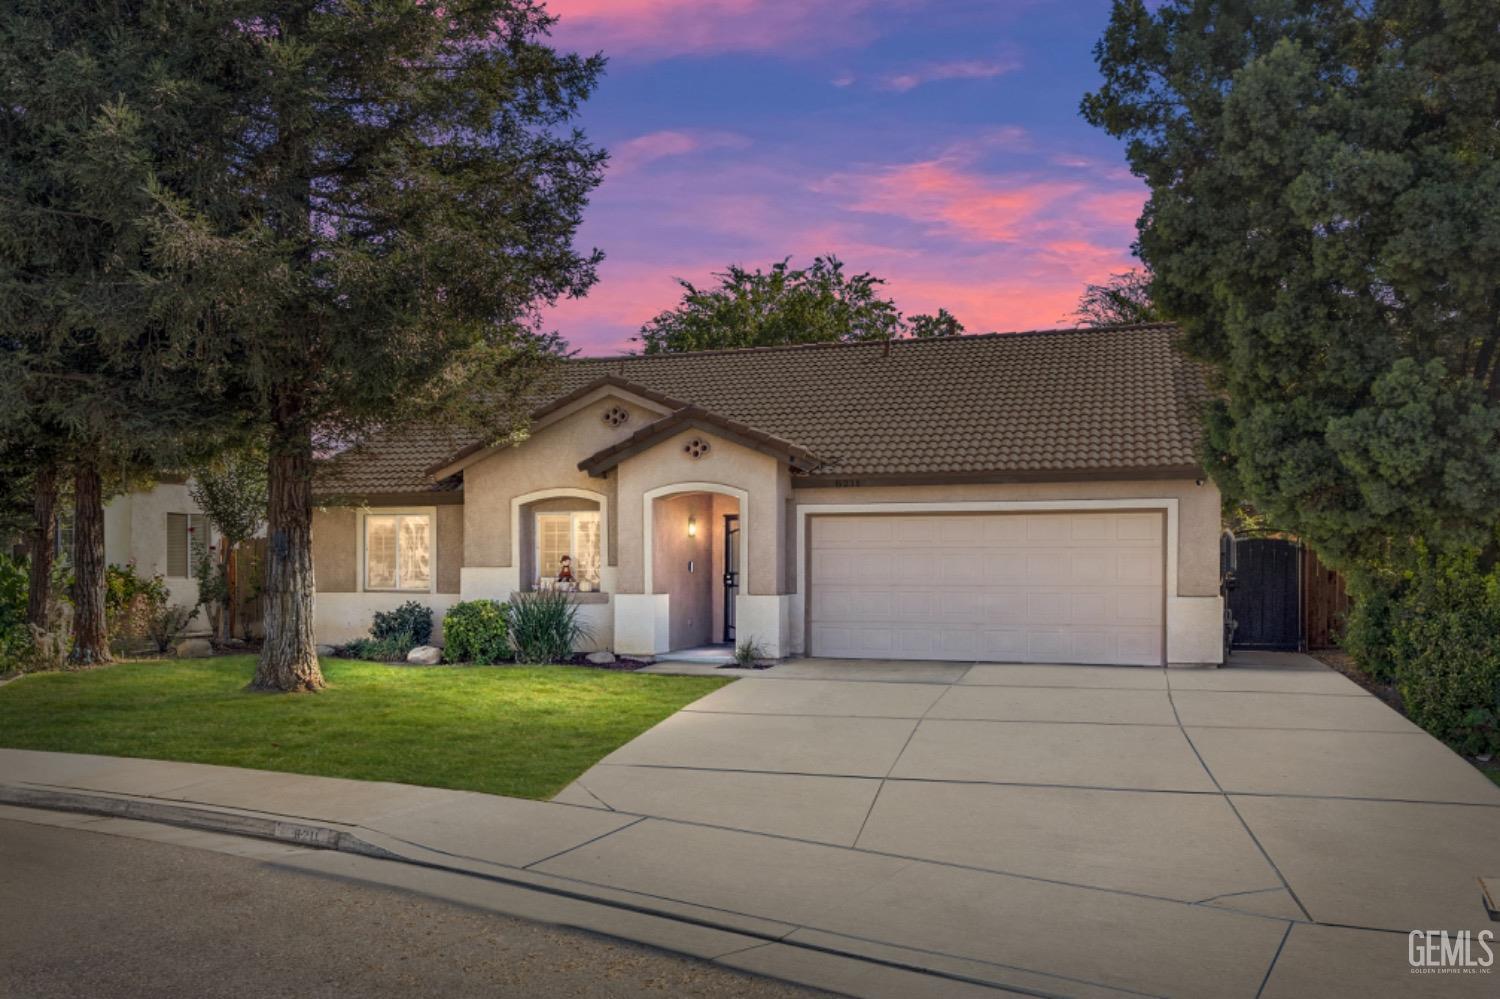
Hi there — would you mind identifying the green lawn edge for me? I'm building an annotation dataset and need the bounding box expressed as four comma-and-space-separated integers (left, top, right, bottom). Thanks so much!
0, 656, 730, 800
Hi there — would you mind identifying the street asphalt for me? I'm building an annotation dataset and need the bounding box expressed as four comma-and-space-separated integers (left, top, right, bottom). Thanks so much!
0, 817, 826, 999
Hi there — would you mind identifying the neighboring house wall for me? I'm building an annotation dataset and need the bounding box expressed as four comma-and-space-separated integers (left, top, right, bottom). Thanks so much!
102, 481, 212, 635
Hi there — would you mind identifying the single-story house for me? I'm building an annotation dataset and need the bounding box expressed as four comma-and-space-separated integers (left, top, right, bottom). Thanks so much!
312, 323, 1225, 665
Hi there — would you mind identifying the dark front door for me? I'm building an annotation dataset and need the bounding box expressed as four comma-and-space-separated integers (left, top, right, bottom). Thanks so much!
1228, 538, 1303, 651
723, 514, 740, 642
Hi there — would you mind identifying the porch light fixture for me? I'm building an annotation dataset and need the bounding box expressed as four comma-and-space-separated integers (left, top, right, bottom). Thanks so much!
687, 515, 697, 538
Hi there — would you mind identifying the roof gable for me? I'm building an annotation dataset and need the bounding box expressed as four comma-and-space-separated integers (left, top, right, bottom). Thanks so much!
577, 405, 822, 477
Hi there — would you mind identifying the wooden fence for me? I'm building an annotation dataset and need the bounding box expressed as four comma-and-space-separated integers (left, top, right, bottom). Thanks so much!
1301, 547, 1350, 649
229, 537, 267, 641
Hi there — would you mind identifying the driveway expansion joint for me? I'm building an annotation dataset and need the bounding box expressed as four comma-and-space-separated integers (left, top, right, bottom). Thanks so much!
1165, 675, 1317, 923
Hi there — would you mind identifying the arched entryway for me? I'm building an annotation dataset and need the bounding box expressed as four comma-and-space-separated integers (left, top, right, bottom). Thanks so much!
643, 483, 746, 652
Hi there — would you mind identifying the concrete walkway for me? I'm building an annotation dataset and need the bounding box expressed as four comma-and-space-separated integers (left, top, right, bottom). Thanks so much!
4, 653, 1499, 997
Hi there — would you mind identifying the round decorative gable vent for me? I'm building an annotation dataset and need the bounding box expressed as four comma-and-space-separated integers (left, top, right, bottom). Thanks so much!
601, 405, 630, 428
683, 437, 711, 460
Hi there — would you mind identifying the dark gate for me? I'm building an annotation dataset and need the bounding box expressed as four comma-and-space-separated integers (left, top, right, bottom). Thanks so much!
1229, 538, 1302, 651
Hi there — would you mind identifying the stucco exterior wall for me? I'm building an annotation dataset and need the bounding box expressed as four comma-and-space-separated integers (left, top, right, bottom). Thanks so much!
436, 504, 463, 595
314, 503, 461, 596
793, 478, 1222, 598
312, 508, 358, 593
614, 428, 791, 598
102, 481, 212, 631
461, 397, 661, 569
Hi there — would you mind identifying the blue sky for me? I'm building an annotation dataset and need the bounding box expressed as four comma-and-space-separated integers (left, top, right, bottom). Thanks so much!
542, 0, 1143, 353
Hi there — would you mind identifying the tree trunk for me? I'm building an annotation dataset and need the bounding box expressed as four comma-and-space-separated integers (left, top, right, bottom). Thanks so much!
251, 413, 323, 692
26, 464, 58, 630
69, 460, 110, 665
220, 536, 236, 644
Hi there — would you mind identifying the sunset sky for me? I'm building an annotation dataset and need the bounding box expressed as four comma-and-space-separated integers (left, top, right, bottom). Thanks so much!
541, 0, 1145, 355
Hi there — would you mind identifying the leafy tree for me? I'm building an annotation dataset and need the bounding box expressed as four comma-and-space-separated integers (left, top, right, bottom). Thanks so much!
142, 3, 604, 690
1083, 0, 1500, 573
190, 444, 269, 644
638, 256, 963, 352
0, 3, 248, 662
1072, 269, 1161, 327
907, 308, 966, 339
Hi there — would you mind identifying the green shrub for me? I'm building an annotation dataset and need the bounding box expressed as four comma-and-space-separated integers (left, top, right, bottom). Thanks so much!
340, 634, 414, 662
1342, 569, 1403, 682
443, 600, 511, 664
1390, 550, 1500, 756
508, 590, 590, 664
150, 605, 198, 654
104, 562, 169, 651
734, 637, 767, 667
0, 555, 29, 669
372, 601, 431, 647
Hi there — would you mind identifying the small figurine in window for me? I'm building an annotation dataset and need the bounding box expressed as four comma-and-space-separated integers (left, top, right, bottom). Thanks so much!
557, 554, 574, 588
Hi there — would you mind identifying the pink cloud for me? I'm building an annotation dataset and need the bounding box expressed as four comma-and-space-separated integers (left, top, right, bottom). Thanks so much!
544, 143, 1146, 352
881, 57, 1022, 93
545, 0, 892, 59
609, 129, 750, 174
1076, 189, 1147, 229
832, 159, 1083, 243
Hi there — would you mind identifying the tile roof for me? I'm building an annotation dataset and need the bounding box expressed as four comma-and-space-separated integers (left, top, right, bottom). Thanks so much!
316, 323, 1210, 495
316, 424, 470, 497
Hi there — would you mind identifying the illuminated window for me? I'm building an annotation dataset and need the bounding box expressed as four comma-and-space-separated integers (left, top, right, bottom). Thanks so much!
534, 511, 601, 587
365, 514, 431, 591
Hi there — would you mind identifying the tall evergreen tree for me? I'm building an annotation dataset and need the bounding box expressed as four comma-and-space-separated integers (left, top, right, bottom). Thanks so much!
141, 3, 605, 690
1083, 0, 1500, 571
0, 2, 248, 662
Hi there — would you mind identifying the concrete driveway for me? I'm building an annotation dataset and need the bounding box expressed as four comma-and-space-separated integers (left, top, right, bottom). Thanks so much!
552, 653, 1500, 997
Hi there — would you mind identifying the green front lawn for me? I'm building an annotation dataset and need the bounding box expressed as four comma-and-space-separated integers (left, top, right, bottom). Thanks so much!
0, 657, 729, 799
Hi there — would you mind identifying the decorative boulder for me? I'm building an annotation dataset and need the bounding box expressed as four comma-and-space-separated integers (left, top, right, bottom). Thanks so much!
406, 645, 442, 665
585, 651, 616, 665
175, 638, 213, 658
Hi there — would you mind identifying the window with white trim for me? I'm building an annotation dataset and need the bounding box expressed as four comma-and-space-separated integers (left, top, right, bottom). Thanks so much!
166, 513, 211, 577
534, 511, 600, 588
364, 513, 432, 591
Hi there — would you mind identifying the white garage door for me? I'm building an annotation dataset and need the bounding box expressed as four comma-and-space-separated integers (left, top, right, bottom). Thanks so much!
807, 512, 1165, 666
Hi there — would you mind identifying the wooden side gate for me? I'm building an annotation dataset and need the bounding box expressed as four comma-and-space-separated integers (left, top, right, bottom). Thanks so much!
1228, 538, 1303, 651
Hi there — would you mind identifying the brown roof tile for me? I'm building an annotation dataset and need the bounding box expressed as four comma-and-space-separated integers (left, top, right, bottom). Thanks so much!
317, 324, 1210, 496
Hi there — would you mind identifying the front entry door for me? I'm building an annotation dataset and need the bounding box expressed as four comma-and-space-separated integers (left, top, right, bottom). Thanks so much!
723, 514, 740, 642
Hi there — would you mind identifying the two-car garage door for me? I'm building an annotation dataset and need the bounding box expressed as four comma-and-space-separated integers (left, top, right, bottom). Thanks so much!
807, 511, 1165, 666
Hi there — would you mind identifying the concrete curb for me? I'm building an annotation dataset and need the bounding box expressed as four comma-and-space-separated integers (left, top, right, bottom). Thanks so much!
0, 781, 1033, 998
0, 783, 403, 860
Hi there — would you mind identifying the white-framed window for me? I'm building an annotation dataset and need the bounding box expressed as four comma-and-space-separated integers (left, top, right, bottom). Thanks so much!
166, 513, 211, 577
534, 511, 600, 588
364, 513, 432, 592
